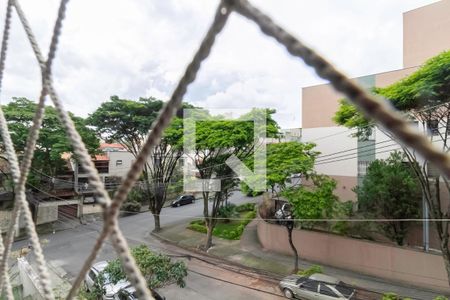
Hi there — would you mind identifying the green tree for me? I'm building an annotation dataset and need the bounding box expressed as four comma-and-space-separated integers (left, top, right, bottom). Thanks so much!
88, 96, 187, 231
0, 97, 99, 177
192, 108, 279, 249
104, 245, 187, 290
282, 175, 337, 272
333, 50, 450, 284
266, 142, 318, 194
357, 152, 421, 245
283, 175, 337, 223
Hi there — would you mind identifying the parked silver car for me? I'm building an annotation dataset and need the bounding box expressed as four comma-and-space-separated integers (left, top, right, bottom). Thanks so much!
279, 273, 355, 299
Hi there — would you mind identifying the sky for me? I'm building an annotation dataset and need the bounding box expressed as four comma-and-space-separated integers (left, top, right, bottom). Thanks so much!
0, 0, 439, 128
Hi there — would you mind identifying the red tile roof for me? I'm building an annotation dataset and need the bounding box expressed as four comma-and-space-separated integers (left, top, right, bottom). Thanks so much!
100, 143, 126, 150
94, 154, 109, 161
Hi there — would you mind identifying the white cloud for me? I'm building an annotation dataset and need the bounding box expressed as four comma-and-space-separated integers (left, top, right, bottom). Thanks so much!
0, 0, 439, 128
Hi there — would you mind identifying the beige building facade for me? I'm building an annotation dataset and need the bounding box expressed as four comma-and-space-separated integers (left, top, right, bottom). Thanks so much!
301, 0, 450, 201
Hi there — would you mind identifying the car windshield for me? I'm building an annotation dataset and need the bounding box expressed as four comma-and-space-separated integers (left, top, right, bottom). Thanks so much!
335, 283, 354, 298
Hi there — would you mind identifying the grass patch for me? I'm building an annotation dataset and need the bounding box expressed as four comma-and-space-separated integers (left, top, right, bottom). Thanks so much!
187, 204, 256, 240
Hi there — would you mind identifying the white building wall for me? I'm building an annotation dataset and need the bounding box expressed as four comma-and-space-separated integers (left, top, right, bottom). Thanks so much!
302, 126, 358, 177
374, 128, 402, 160
107, 151, 135, 178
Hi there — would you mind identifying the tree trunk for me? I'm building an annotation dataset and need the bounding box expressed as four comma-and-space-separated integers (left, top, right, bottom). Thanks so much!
205, 223, 214, 250
441, 237, 450, 286
153, 213, 161, 232
286, 225, 299, 273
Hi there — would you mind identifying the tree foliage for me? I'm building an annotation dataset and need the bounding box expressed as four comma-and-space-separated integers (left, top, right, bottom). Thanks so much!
192, 108, 279, 249
1, 97, 99, 176
266, 142, 318, 191
283, 175, 337, 221
104, 245, 187, 289
333, 50, 450, 130
356, 152, 421, 245
88, 96, 189, 231
88, 96, 164, 154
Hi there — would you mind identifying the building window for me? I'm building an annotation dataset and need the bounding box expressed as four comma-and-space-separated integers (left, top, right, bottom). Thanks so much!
358, 161, 370, 176
427, 119, 439, 136
116, 160, 123, 166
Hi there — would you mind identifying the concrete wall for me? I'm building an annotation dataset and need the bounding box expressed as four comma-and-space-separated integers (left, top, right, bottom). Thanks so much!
82, 204, 102, 215
257, 220, 450, 292
403, 0, 450, 68
36, 206, 58, 225
0, 210, 12, 232
329, 175, 357, 201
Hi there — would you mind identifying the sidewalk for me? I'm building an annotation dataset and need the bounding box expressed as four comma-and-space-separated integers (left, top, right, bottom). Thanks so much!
154, 219, 447, 300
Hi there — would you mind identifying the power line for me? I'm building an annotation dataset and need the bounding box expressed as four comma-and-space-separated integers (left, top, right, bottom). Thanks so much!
315, 142, 399, 164
315, 138, 446, 166
304, 102, 450, 144
314, 124, 449, 163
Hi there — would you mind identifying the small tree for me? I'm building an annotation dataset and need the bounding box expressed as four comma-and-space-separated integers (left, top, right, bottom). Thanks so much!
266, 142, 318, 196
192, 109, 279, 249
356, 152, 421, 245
283, 175, 337, 225
281, 175, 337, 272
104, 245, 187, 289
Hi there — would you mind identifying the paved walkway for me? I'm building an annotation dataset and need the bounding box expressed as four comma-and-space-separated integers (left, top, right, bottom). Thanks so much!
155, 219, 448, 300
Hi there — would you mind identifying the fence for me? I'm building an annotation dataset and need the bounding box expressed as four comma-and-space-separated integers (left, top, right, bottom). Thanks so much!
257, 218, 450, 292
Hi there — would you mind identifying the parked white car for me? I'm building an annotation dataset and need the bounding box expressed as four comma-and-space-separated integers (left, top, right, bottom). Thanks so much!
84, 261, 128, 300
85, 261, 165, 300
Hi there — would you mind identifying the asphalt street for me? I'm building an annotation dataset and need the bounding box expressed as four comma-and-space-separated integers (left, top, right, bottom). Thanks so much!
11, 192, 281, 299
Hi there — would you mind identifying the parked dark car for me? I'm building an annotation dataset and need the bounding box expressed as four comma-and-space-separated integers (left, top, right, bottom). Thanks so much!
115, 284, 165, 300
171, 195, 195, 207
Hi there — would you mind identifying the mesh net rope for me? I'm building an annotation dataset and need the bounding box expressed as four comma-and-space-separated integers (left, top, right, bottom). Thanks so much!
0, 0, 449, 299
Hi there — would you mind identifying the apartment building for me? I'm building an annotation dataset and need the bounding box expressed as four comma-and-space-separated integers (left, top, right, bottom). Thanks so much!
301, 0, 450, 201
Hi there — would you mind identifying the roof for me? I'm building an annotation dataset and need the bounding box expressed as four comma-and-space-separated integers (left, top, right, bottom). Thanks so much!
94, 154, 109, 161
309, 273, 340, 284
100, 143, 127, 151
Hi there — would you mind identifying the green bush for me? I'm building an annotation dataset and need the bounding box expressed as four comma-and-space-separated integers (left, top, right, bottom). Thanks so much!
434, 297, 449, 300
297, 265, 323, 277
187, 210, 256, 240
127, 188, 148, 204
218, 204, 238, 223
242, 210, 256, 225
190, 219, 204, 226
331, 221, 350, 235
187, 223, 207, 234
382, 293, 400, 300
122, 201, 142, 213
236, 202, 256, 212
